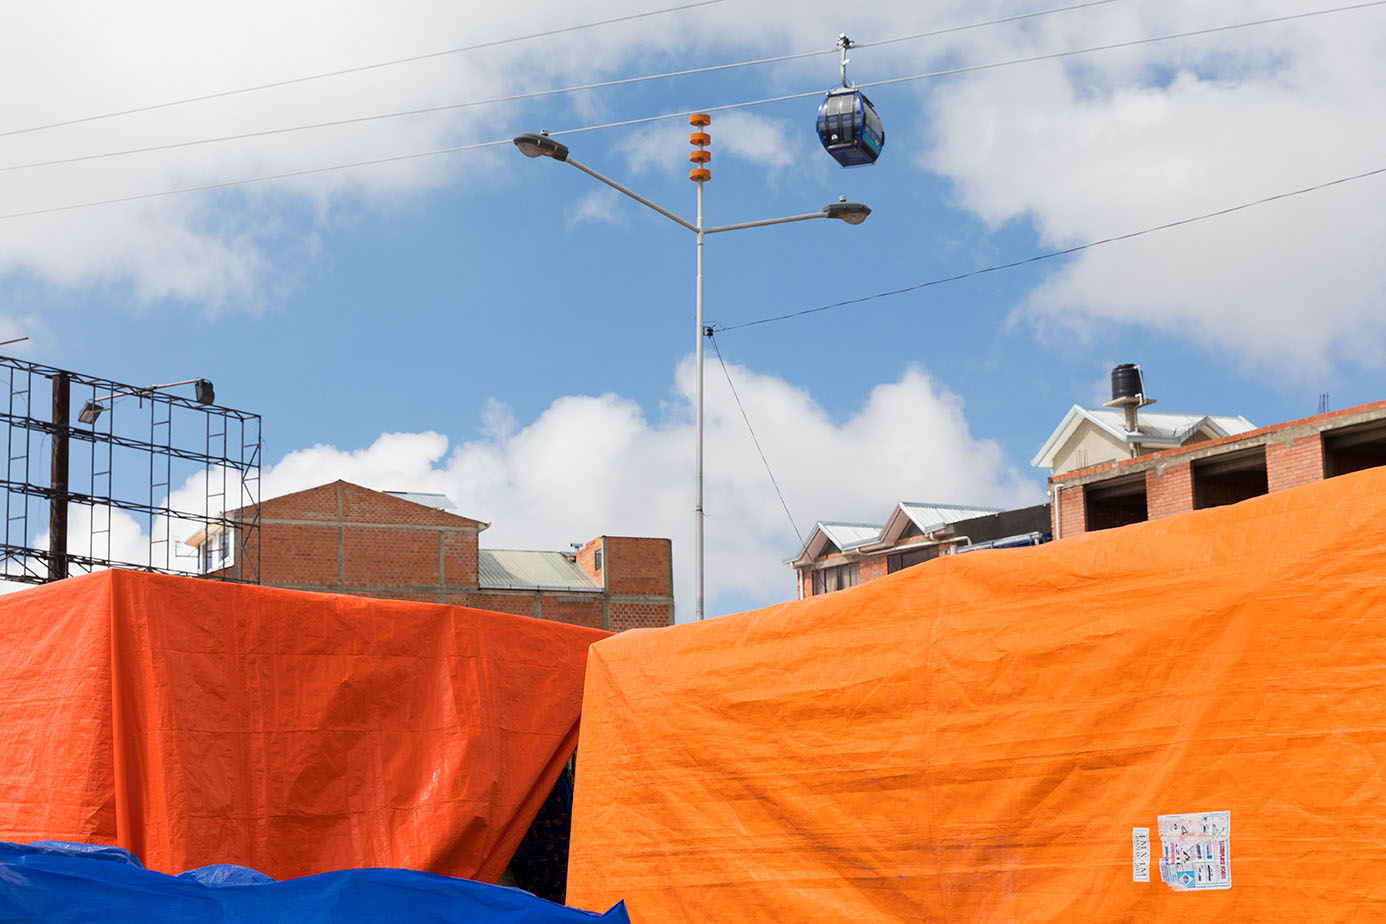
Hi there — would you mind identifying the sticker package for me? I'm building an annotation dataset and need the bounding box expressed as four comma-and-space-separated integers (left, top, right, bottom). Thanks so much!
1157, 811, 1230, 891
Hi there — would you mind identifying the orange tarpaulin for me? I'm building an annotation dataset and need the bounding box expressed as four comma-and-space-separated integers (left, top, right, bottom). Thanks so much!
568, 466, 1386, 921
0, 570, 606, 881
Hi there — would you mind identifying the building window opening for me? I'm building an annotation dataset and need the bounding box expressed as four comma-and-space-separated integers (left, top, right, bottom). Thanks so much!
201, 528, 232, 574
812, 562, 858, 595
1193, 447, 1268, 509
593, 548, 603, 571
887, 545, 938, 574
1084, 474, 1148, 531
1323, 419, 1386, 478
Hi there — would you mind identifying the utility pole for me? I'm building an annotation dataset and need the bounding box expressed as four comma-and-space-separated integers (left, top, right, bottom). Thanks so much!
49, 372, 69, 581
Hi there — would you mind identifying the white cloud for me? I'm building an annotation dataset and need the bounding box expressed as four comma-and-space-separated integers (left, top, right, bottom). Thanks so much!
0, 0, 953, 305
921, 0, 1386, 376
261, 430, 452, 496
25, 504, 160, 589
11, 433, 454, 589
614, 111, 802, 178
6, 0, 1380, 372
0, 4, 737, 300
256, 359, 1038, 619
566, 189, 627, 228
708, 111, 801, 172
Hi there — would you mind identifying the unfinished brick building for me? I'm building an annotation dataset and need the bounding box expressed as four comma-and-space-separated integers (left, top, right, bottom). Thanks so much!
1039, 395, 1386, 538
192, 480, 673, 632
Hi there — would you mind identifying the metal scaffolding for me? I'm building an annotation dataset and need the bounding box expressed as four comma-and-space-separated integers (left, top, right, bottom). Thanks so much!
0, 355, 261, 585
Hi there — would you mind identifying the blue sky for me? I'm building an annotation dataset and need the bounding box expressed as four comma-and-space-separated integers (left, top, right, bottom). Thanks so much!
4, 0, 1385, 619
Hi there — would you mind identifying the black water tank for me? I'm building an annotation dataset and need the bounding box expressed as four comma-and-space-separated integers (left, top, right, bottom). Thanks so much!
1111, 364, 1144, 401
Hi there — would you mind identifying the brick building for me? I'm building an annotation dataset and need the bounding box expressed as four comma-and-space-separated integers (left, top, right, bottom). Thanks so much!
192, 480, 673, 632
786, 501, 1051, 598
1038, 396, 1386, 538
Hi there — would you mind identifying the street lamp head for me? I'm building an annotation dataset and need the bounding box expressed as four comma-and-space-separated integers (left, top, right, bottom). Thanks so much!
822, 197, 871, 225
513, 131, 569, 162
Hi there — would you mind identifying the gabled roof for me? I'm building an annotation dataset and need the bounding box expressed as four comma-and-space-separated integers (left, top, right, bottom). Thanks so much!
186, 481, 488, 546
478, 549, 601, 592
787, 503, 1005, 566
1030, 405, 1256, 470
877, 502, 1003, 546
818, 522, 883, 550
786, 521, 883, 566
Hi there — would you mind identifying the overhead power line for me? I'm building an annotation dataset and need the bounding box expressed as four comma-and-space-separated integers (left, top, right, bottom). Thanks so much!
539, 0, 1386, 137
709, 334, 804, 549
0, 53, 825, 176
6, 0, 1379, 179
862, 0, 1386, 94
0, 0, 731, 140
0, 139, 510, 223
542, 0, 1386, 138
0, 0, 1131, 147
855, 0, 1124, 50
711, 164, 1386, 333
1, 0, 1131, 174
0, 1, 1381, 218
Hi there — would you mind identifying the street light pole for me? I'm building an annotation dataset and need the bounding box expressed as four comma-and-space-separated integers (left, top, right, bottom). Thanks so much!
514, 123, 870, 621
695, 164, 706, 623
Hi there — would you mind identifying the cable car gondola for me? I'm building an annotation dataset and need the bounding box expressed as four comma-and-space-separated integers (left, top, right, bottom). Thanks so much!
816, 35, 884, 168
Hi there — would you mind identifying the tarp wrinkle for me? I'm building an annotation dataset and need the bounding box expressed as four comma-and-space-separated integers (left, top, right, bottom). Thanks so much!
568, 467, 1386, 921
0, 571, 607, 884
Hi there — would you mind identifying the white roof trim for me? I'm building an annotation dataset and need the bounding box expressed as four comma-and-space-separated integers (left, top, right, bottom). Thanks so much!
785, 520, 882, 566
1030, 404, 1090, 469
789, 504, 1004, 563
863, 502, 1002, 551
1031, 405, 1256, 469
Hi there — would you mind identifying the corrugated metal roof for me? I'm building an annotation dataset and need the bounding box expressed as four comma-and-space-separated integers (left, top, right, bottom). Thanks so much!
785, 521, 882, 566
477, 550, 601, 592
818, 522, 884, 551
899, 503, 1003, 535
383, 491, 458, 511
1080, 408, 1255, 443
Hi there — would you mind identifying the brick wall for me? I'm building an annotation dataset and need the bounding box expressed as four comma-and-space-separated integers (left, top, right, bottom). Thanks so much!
575, 537, 601, 584
223, 482, 672, 631
610, 602, 674, 632
601, 537, 674, 629
1146, 462, 1193, 520
859, 557, 888, 583
599, 537, 672, 596
464, 591, 606, 630
1267, 433, 1325, 492
249, 523, 337, 586
247, 482, 482, 595
1046, 399, 1386, 537
1053, 483, 1087, 538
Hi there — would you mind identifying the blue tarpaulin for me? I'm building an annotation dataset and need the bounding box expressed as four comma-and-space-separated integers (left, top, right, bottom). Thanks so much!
0, 842, 630, 924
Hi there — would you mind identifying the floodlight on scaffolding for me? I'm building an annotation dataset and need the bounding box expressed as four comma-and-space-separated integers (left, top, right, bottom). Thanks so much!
77, 377, 216, 427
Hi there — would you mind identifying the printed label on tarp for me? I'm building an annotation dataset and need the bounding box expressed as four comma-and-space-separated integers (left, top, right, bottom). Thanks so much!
1132, 828, 1150, 882
1158, 811, 1230, 891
